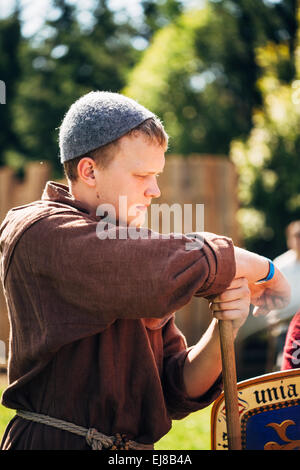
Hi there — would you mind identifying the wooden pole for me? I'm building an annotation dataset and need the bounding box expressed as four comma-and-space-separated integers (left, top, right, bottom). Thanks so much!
219, 320, 242, 450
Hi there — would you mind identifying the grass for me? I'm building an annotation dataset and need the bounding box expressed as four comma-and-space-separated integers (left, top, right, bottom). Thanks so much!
0, 373, 212, 450
0, 375, 15, 444
155, 406, 212, 450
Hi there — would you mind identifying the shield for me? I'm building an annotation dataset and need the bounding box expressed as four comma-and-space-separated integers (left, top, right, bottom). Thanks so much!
211, 368, 300, 450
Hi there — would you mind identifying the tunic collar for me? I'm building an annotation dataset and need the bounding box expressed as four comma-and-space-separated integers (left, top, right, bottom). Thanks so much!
41, 181, 91, 215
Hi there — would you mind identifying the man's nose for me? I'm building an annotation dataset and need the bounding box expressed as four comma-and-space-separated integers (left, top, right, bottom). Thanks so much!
145, 177, 161, 199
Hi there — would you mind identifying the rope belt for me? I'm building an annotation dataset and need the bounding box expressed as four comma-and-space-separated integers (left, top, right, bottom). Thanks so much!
16, 410, 153, 450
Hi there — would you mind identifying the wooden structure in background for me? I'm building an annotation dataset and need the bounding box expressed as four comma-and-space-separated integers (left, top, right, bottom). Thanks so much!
155, 154, 240, 346
0, 155, 240, 365
0, 162, 52, 366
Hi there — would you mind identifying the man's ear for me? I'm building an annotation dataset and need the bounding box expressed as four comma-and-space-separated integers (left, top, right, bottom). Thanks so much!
77, 157, 96, 187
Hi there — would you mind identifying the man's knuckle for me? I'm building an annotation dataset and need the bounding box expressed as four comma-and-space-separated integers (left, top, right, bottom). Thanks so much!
242, 285, 250, 296
223, 310, 233, 319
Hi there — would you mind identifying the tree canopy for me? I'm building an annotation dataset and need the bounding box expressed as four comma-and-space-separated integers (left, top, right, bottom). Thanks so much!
231, 12, 300, 258
124, 0, 297, 157
0, 0, 299, 257
0, 10, 22, 167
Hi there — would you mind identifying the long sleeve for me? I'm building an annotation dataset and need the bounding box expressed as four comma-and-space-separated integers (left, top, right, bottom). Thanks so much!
22, 212, 235, 327
161, 317, 222, 420
1, 207, 235, 386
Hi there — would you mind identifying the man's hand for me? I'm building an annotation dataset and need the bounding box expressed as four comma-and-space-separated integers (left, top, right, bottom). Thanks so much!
184, 278, 250, 398
234, 247, 291, 316
209, 277, 251, 333
248, 265, 291, 316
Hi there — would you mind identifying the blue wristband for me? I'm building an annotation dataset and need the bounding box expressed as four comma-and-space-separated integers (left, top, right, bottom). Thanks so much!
255, 259, 275, 284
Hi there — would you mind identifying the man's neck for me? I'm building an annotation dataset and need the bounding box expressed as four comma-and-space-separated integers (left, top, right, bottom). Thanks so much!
69, 182, 97, 216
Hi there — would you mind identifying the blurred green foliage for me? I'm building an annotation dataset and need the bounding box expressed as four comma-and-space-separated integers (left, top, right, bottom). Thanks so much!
0, 10, 22, 166
125, 0, 300, 258
0, 0, 299, 256
124, 0, 297, 158
0, 0, 184, 178
231, 13, 300, 258
139, 0, 184, 39
8, 0, 142, 177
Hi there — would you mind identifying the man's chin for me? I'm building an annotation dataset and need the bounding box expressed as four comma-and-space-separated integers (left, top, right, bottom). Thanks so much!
128, 216, 146, 229
128, 221, 144, 229
116, 217, 145, 229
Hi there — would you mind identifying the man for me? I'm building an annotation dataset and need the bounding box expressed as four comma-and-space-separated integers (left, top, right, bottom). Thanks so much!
0, 91, 290, 450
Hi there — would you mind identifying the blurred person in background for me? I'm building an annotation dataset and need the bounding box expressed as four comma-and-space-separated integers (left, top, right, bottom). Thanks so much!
281, 310, 300, 370
267, 221, 300, 371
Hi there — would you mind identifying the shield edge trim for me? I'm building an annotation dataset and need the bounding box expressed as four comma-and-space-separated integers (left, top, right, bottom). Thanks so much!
210, 368, 300, 450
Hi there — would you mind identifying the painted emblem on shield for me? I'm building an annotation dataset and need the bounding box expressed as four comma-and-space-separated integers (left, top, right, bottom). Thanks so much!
211, 369, 300, 450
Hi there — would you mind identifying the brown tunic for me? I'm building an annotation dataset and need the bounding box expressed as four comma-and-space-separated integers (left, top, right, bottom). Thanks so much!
0, 181, 235, 450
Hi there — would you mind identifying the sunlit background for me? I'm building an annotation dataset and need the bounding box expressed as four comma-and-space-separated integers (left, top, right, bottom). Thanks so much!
1, 0, 298, 257
0, 0, 300, 449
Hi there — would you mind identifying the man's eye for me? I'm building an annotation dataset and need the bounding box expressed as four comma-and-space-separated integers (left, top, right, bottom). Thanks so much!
135, 174, 160, 178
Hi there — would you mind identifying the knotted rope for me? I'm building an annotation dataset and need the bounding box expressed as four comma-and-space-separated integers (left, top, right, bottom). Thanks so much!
16, 410, 152, 450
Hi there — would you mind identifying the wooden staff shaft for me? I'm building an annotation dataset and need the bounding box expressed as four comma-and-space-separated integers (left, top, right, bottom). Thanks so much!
219, 320, 242, 450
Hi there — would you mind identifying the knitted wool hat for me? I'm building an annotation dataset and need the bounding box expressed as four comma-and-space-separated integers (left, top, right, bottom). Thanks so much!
59, 91, 155, 163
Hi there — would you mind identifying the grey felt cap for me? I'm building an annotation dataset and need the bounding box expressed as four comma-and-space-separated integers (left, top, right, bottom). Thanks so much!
59, 91, 155, 163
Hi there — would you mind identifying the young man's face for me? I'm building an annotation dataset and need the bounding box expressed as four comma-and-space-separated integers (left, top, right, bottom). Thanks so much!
93, 133, 166, 227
